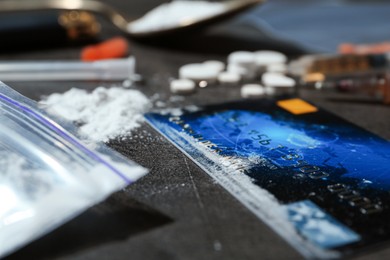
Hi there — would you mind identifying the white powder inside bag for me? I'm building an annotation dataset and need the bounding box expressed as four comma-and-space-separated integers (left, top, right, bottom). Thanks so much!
128, 0, 226, 33
40, 87, 151, 142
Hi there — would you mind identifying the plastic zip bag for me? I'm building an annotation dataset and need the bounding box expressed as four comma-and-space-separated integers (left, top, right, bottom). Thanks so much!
0, 82, 147, 258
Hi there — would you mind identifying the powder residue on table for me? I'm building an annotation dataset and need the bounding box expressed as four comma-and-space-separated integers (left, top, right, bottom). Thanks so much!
40, 87, 151, 142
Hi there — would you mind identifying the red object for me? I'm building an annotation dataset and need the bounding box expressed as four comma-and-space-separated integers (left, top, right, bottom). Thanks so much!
81, 36, 129, 61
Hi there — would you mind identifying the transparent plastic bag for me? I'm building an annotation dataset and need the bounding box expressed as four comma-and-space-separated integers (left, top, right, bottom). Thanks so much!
0, 82, 147, 258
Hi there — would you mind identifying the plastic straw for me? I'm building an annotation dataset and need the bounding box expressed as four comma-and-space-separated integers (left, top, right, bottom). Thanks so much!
0, 57, 135, 81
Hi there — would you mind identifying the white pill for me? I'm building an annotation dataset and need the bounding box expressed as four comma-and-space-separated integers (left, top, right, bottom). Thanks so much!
266, 85, 295, 96
227, 63, 247, 75
262, 72, 295, 87
228, 51, 256, 66
203, 60, 225, 73
170, 79, 196, 94
227, 63, 256, 81
179, 63, 219, 82
254, 50, 287, 66
288, 55, 315, 76
266, 63, 287, 73
218, 71, 241, 84
241, 84, 265, 98
228, 51, 258, 80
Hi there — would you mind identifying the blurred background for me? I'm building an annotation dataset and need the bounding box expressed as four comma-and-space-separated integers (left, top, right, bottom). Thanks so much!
1, 0, 390, 56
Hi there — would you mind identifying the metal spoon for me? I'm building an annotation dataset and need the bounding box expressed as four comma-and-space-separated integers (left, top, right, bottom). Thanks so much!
0, 0, 264, 38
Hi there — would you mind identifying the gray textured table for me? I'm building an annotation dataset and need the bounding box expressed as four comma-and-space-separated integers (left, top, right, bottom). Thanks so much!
2, 1, 390, 259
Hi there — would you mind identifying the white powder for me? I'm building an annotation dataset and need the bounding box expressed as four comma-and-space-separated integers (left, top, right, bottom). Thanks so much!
128, 0, 227, 33
40, 87, 151, 142
164, 129, 338, 259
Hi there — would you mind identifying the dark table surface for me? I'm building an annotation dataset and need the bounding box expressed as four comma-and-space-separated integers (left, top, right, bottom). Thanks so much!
2, 0, 390, 259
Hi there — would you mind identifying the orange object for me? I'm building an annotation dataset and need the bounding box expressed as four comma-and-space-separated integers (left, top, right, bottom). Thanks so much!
81, 36, 129, 61
338, 43, 355, 54
277, 98, 318, 115
339, 42, 390, 55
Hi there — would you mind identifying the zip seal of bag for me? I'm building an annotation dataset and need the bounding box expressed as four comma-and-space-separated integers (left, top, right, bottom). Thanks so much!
0, 81, 148, 258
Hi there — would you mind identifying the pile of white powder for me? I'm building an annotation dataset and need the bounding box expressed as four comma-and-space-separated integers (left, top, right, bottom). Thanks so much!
128, 0, 227, 33
40, 87, 151, 142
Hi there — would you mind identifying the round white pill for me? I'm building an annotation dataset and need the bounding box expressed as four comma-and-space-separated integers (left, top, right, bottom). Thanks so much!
227, 63, 248, 75
218, 71, 241, 84
266, 63, 287, 73
227, 63, 256, 81
241, 84, 265, 98
254, 50, 287, 66
203, 60, 225, 73
228, 51, 258, 80
179, 63, 219, 82
288, 55, 315, 76
262, 72, 295, 87
170, 79, 196, 94
228, 51, 256, 67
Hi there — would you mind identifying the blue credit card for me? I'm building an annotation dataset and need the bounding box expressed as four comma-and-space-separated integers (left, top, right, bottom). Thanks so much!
145, 98, 390, 259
